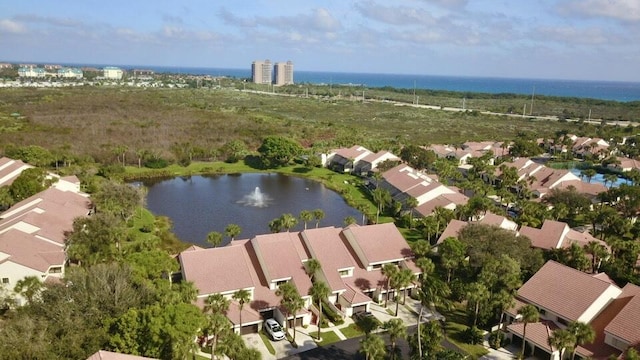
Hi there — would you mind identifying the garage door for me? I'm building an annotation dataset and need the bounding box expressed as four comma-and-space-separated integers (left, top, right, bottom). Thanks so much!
261, 309, 275, 320
353, 305, 367, 314
240, 323, 259, 335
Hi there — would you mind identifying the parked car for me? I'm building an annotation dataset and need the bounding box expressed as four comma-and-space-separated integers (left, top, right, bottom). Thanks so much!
264, 318, 286, 341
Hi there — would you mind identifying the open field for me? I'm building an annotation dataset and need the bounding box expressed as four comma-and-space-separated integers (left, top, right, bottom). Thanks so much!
0, 87, 595, 163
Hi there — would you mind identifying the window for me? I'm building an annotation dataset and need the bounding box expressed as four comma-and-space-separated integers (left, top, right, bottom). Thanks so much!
557, 317, 568, 326
371, 264, 382, 270
275, 280, 289, 287
538, 308, 546, 315
1, 278, 9, 284
49, 266, 63, 274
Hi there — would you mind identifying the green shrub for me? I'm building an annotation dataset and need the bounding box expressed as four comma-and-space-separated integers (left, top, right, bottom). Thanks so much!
462, 326, 484, 345
321, 300, 344, 325
488, 330, 506, 349
144, 158, 169, 169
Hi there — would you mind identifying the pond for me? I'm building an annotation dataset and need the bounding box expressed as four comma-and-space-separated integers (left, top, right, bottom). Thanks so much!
134, 173, 362, 247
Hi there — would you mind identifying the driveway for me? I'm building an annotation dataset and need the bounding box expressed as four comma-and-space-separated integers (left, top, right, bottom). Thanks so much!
244, 327, 317, 360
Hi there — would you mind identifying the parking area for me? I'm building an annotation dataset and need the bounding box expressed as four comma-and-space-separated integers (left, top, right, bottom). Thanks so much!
244, 326, 317, 360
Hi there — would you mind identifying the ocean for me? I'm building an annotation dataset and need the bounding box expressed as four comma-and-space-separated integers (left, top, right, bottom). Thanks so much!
104, 64, 640, 102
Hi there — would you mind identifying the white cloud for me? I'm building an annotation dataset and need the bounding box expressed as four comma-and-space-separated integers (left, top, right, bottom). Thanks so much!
0, 19, 26, 34
560, 0, 640, 21
355, 1, 437, 25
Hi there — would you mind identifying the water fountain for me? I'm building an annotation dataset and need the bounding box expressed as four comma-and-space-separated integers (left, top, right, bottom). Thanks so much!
238, 187, 271, 207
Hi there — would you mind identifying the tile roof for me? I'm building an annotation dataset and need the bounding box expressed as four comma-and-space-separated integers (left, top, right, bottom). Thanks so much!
436, 219, 467, 245
179, 242, 256, 296
251, 232, 311, 295
507, 320, 559, 353
300, 227, 353, 292
341, 283, 372, 306
604, 283, 640, 345
519, 220, 567, 250
414, 192, 468, 217
343, 222, 413, 266
517, 261, 621, 322
0, 157, 32, 186
0, 228, 65, 272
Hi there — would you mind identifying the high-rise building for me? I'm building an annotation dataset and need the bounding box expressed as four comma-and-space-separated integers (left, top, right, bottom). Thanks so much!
251, 59, 272, 84
274, 61, 294, 86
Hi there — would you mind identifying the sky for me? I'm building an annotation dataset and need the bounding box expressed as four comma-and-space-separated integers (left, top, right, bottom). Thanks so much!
1, 0, 639, 81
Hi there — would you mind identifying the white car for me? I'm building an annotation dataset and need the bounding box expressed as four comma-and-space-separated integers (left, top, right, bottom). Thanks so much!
264, 318, 286, 341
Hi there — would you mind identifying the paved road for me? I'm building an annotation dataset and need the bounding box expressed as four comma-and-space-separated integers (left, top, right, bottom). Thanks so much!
283, 325, 462, 360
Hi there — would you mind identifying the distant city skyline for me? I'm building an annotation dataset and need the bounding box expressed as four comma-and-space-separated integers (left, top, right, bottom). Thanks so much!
1, 1, 639, 82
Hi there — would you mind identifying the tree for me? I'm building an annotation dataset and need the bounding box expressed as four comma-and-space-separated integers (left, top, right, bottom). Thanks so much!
308, 281, 330, 340
313, 208, 325, 228
567, 321, 595, 360
548, 328, 575, 360
344, 215, 357, 226
207, 231, 224, 248
65, 213, 125, 265
409, 320, 443, 360
305, 258, 322, 281
439, 237, 466, 283
257, 136, 303, 168
399, 144, 436, 170
92, 180, 144, 222
13, 276, 43, 304
371, 187, 391, 223
5, 144, 54, 167
279, 213, 298, 231
466, 282, 490, 327
382, 263, 398, 308
224, 224, 242, 241
360, 333, 386, 360
0, 186, 14, 211
276, 282, 301, 338
204, 293, 230, 315
603, 173, 618, 188
383, 318, 406, 360
268, 218, 282, 233
299, 210, 313, 230
398, 268, 415, 305
584, 241, 608, 273
581, 169, 597, 183
518, 304, 539, 358
232, 289, 251, 336
405, 197, 419, 228
204, 313, 232, 360
9, 167, 52, 202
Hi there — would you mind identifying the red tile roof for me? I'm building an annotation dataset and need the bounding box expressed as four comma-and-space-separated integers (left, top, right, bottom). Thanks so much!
343, 223, 412, 266
604, 283, 640, 346
0, 228, 65, 272
179, 242, 256, 296
300, 227, 353, 292
517, 261, 621, 322
507, 320, 559, 353
86, 350, 158, 360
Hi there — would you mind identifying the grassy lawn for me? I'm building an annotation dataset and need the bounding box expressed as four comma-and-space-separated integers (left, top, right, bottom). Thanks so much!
339, 324, 364, 338
317, 330, 342, 346
259, 332, 276, 355
440, 304, 489, 359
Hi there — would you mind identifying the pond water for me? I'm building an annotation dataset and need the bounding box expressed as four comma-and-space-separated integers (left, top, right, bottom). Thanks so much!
134, 173, 362, 246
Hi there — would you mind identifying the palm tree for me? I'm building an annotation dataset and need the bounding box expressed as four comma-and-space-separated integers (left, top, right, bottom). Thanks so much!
567, 321, 595, 360
313, 208, 325, 228
360, 334, 386, 360
518, 304, 539, 359
371, 188, 391, 223
205, 313, 231, 360
268, 218, 282, 233
279, 213, 298, 231
603, 173, 618, 188
466, 282, 490, 327
299, 210, 313, 230
383, 318, 406, 360
205, 293, 230, 315
276, 282, 303, 342
207, 231, 223, 248
232, 289, 251, 335
583, 240, 608, 273
308, 281, 330, 340
548, 328, 575, 360
305, 258, 322, 281
404, 197, 419, 229
398, 268, 415, 305
381, 263, 398, 308
390, 271, 404, 316
224, 224, 242, 241
344, 216, 357, 226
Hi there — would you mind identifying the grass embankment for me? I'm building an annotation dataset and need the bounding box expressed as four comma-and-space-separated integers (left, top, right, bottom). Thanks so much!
440, 305, 489, 359
259, 332, 277, 355
340, 324, 364, 338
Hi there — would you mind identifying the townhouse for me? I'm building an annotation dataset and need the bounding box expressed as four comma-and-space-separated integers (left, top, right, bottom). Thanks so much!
178, 222, 421, 334
505, 261, 640, 359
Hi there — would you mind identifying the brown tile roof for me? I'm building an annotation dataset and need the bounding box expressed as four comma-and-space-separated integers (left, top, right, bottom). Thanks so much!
86, 350, 158, 360
507, 320, 559, 353
301, 227, 353, 292
343, 222, 412, 266
251, 232, 311, 295
0, 228, 65, 272
436, 219, 467, 245
414, 192, 468, 217
604, 283, 640, 346
179, 242, 256, 296
0, 157, 32, 186
517, 261, 621, 322
341, 283, 372, 306
518, 220, 567, 250
556, 180, 607, 197
226, 300, 264, 326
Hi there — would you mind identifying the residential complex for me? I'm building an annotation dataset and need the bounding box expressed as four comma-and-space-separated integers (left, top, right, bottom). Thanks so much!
251, 59, 294, 86
178, 222, 420, 334
274, 61, 294, 86
103, 66, 124, 80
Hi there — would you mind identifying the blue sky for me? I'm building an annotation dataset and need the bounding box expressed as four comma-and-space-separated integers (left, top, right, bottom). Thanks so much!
1, 0, 639, 81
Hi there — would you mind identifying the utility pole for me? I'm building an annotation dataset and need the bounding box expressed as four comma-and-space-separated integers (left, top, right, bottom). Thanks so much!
413, 80, 417, 105
462, 97, 466, 110
523, 104, 527, 117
